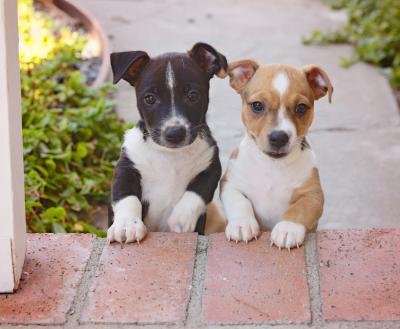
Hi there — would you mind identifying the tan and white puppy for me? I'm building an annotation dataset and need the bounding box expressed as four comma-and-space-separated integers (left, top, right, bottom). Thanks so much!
220, 60, 333, 249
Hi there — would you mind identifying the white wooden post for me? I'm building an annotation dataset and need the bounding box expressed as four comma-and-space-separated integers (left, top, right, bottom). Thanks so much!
0, 0, 26, 293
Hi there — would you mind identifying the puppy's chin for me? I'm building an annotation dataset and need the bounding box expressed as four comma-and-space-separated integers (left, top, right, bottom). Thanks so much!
153, 134, 197, 150
259, 144, 291, 159
265, 151, 288, 159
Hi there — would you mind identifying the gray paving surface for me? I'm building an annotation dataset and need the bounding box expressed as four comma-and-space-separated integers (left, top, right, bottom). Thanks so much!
81, 0, 400, 229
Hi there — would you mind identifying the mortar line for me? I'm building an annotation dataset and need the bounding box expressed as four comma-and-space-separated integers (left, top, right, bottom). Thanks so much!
185, 235, 209, 328
64, 237, 106, 328
305, 233, 323, 327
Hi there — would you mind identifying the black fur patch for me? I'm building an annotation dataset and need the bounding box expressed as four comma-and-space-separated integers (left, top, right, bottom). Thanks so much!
108, 149, 143, 226
187, 126, 221, 203
187, 145, 221, 204
187, 129, 222, 235
112, 149, 142, 202
141, 199, 149, 220
301, 137, 310, 151
195, 213, 206, 235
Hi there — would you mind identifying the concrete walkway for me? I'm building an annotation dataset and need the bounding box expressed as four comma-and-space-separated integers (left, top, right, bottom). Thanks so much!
81, 0, 400, 229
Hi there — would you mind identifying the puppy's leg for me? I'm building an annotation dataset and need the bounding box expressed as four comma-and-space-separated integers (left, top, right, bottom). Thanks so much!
271, 168, 324, 249
167, 146, 221, 234
221, 182, 260, 243
107, 150, 147, 243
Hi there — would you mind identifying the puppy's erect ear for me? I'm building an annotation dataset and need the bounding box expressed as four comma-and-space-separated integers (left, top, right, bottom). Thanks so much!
188, 42, 228, 79
110, 51, 150, 85
303, 65, 333, 103
227, 60, 259, 93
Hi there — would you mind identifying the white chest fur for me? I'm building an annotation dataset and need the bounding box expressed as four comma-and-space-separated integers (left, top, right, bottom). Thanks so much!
123, 128, 214, 231
226, 135, 316, 230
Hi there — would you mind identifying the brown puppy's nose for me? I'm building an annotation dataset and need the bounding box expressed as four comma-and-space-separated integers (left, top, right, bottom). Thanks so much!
268, 130, 289, 149
164, 125, 187, 144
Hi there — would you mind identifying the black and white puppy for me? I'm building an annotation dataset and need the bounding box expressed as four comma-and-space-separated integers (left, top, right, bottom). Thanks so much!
107, 43, 227, 243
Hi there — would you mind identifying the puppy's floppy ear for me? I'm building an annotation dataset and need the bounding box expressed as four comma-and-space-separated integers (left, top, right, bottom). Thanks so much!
228, 59, 259, 93
110, 51, 150, 85
188, 42, 228, 79
303, 65, 333, 103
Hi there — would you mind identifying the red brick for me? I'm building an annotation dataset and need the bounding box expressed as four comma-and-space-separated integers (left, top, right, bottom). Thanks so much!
318, 229, 400, 321
80, 232, 197, 324
0, 234, 95, 325
202, 233, 310, 324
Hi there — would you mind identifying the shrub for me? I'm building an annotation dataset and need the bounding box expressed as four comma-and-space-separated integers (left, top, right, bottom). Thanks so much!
303, 0, 400, 87
19, 0, 127, 235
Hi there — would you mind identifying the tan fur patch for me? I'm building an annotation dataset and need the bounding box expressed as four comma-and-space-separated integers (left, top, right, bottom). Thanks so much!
282, 168, 324, 231
303, 65, 333, 103
230, 147, 239, 159
219, 148, 238, 196
228, 60, 259, 93
205, 201, 226, 234
219, 172, 227, 197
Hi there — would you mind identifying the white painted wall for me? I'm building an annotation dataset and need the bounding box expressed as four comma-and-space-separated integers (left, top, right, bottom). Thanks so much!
0, 0, 26, 293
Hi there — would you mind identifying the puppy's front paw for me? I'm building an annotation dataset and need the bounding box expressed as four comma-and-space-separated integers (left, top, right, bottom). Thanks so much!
271, 221, 306, 250
225, 219, 260, 243
107, 217, 147, 244
167, 211, 197, 233
167, 192, 205, 233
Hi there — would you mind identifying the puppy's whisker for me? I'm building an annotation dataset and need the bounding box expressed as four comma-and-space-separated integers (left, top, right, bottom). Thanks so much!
147, 128, 162, 139
190, 124, 209, 139
191, 123, 208, 130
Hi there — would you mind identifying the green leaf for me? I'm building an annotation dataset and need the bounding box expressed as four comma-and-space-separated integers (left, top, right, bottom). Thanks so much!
45, 159, 56, 172
74, 221, 106, 237
41, 207, 66, 223
52, 222, 67, 233
68, 71, 86, 90
74, 142, 88, 160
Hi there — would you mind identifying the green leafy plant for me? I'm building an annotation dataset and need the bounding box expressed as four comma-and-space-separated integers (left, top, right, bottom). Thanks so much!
303, 0, 400, 87
19, 0, 127, 235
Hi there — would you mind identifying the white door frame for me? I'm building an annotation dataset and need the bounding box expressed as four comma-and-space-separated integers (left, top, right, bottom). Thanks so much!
0, 0, 26, 293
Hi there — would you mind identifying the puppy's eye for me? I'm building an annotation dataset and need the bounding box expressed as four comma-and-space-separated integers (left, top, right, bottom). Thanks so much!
251, 101, 264, 113
188, 90, 200, 103
295, 103, 308, 115
144, 94, 156, 105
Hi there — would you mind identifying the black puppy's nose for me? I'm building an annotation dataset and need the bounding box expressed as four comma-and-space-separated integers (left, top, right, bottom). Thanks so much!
268, 130, 289, 148
164, 125, 187, 144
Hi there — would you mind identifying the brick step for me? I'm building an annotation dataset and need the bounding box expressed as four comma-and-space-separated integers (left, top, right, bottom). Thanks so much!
0, 229, 399, 328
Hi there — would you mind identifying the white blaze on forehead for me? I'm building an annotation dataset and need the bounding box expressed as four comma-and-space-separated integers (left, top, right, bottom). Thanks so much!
166, 61, 175, 90
272, 72, 289, 97
273, 71, 296, 143
166, 61, 176, 114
